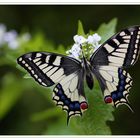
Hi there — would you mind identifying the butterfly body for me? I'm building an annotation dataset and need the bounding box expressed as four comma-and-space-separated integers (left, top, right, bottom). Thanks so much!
17, 26, 140, 123
81, 57, 94, 90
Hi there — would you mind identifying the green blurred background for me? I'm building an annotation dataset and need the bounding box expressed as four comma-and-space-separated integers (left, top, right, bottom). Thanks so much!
0, 5, 140, 135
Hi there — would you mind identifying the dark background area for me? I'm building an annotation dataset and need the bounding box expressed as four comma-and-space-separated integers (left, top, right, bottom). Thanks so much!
0, 5, 140, 135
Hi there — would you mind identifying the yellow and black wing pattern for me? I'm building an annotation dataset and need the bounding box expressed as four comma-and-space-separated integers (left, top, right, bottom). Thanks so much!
17, 52, 88, 122
91, 26, 140, 109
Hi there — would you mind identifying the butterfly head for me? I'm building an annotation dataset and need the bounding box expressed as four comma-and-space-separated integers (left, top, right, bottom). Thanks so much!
66, 34, 101, 61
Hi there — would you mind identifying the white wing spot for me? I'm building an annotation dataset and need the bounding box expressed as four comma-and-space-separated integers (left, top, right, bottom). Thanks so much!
119, 44, 128, 48
113, 39, 120, 45
25, 63, 29, 67
46, 56, 50, 63
133, 54, 136, 59
116, 49, 127, 53
33, 58, 41, 63
28, 67, 32, 70
124, 40, 130, 43
136, 39, 139, 43
31, 70, 34, 74
122, 36, 131, 39
120, 31, 125, 36
22, 60, 25, 64
131, 59, 135, 64
134, 49, 137, 54
19, 57, 22, 61
38, 78, 42, 83
42, 82, 47, 86
34, 74, 38, 78
36, 53, 42, 57
104, 44, 114, 53
53, 56, 61, 66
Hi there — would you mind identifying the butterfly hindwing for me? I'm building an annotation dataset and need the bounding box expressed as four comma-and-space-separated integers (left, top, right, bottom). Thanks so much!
90, 26, 140, 68
93, 66, 132, 109
52, 70, 87, 123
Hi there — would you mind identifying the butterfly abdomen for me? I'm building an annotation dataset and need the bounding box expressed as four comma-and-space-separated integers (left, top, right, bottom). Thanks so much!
86, 72, 94, 89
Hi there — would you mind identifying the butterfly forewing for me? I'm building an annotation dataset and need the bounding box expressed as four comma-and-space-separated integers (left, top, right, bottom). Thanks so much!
90, 26, 140, 68
17, 52, 81, 86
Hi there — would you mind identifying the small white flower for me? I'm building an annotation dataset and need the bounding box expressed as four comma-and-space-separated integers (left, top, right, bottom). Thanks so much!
87, 33, 101, 45
92, 33, 101, 42
71, 44, 81, 52
66, 33, 102, 60
73, 35, 86, 45
67, 44, 81, 60
8, 40, 19, 49
4, 30, 18, 42
4, 30, 19, 49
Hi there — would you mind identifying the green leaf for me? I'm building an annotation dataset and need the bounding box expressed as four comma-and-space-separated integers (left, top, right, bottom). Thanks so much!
0, 73, 23, 120
72, 80, 114, 135
24, 73, 31, 79
77, 20, 86, 37
31, 107, 63, 122
97, 18, 118, 43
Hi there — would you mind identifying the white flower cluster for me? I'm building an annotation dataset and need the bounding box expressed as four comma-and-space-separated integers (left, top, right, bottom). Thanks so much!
0, 24, 31, 49
66, 33, 101, 60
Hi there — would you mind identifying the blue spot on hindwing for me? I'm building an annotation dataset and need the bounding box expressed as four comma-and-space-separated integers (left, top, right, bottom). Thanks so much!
120, 74, 125, 79
120, 80, 125, 85
57, 90, 63, 95
119, 86, 124, 91
118, 68, 123, 74
74, 102, 80, 110
69, 104, 74, 110
111, 92, 117, 100
117, 92, 123, 98
56, 83, 62, 89
61, 95, 65, 101
65, 100, 70, 105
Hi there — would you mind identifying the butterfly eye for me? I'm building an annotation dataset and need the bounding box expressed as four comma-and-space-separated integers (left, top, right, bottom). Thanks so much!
80, 102, 88, 110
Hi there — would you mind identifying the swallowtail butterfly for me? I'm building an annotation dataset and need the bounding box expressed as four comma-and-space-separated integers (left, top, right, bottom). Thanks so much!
17, 26, 140, 123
